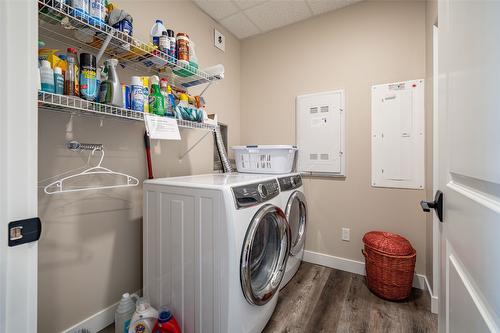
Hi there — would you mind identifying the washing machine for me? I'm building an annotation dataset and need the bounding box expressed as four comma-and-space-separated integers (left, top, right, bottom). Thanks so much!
143, 173, 290, 333
277, 173, 307, 289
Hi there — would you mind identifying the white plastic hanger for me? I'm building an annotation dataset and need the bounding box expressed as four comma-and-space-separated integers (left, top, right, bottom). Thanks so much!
44, 148, 139, 194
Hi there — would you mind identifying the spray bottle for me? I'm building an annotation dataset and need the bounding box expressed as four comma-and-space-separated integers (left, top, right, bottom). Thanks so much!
149, 75, 165, 116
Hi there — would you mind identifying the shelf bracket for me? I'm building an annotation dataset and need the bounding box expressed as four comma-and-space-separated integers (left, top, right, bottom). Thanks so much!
96, 33, 113, 65
199, 81, 214, 97
178, 131, 212, 160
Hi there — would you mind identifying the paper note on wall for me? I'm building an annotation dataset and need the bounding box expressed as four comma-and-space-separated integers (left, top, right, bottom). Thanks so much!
144, 114, 181, 140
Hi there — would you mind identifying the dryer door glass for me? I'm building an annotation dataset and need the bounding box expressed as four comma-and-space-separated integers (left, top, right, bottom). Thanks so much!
286, 191, 307, 256
240, 204, 290, 306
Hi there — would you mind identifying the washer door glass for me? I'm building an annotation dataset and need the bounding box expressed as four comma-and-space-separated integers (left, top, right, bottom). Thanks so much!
240, 204, 290, 306
286, 191, 307, 256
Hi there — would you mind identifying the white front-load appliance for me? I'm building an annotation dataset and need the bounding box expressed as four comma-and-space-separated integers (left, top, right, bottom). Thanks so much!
143, 173, 290, 333
277, 173, 307, 289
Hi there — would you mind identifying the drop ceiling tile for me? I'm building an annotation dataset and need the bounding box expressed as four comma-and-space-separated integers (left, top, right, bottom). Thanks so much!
194, 0, 240, 20
233, 0, 268, 10
307, 0, 357, 15
220, 13, 261, 39
244, 0, 312, 32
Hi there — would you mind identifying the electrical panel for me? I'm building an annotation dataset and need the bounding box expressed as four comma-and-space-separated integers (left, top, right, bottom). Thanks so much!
296, 90, 345, 176
371, 79, 425, 189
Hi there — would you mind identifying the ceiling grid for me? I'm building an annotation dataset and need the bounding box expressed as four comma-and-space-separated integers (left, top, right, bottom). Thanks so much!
194, 0, 362, 39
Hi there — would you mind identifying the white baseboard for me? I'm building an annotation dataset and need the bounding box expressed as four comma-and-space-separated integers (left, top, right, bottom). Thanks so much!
423, 275, 439, 314
63, 290, 141, 333
303, 250, 433, 296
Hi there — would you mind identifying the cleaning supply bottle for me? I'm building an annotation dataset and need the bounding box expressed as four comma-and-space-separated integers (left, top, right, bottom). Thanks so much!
64, 52, 76, 96
99, 58, 123, 107
152, 307, 181, 333
89, 0, 107, 27
149, 75, 165, 116
40, 60, 55, 93
96, 66, 103, 99
167, 85, 178, 118
70, 0, 89, 20
160, 79, 170, 114
115, 293, 138, 333
130, 76, 144, 112
150, 20, 166, 47
128, 298, 158, 333
176, 93, 190, 120
54, 66, 64, 95
142, 76, 150, 113
188, 40, 199, 73
79, 53, 97, 101
66, 48, 79, 96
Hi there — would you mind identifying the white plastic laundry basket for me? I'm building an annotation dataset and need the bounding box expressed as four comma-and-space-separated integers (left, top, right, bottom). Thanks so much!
231, 145, 298, 174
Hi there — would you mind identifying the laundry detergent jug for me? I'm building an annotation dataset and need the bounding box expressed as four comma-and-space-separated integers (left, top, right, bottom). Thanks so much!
152, 307, 181, 333
128, 298, 158, 333
115, 293, 139, 333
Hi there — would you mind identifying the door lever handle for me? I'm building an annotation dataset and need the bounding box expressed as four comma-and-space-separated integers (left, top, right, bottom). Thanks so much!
420, 190, 443, 222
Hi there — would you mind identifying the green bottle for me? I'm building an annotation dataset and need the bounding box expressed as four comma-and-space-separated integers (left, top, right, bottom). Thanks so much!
148, 75, 165, 116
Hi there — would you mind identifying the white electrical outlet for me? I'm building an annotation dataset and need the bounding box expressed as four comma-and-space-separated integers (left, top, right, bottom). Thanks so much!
214, 29, 225, 52
342, 228, 350, 241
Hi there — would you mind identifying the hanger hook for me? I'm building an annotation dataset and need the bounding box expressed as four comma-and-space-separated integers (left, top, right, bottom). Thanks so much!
96, 148, 105, 167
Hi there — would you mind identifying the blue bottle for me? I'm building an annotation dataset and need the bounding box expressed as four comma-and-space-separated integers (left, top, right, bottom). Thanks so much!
89, 0, 106, 27
54, 67, 64, 95
70, 0, 89, 21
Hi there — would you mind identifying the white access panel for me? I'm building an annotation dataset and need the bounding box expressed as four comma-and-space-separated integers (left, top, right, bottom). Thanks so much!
371, 79, 425, 189
296, 90, 345, 176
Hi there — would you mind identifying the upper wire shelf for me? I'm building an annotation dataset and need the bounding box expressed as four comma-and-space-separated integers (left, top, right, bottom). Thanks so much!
38, 91, 218, 131
38, 0, 222, 89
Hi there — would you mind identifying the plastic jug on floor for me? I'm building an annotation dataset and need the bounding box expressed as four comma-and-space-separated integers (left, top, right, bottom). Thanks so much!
152, 307, 181, 333
115, 293, 139, 333
128, 298, 158, 333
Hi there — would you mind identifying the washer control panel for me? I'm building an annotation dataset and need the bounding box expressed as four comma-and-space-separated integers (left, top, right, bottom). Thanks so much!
278, 174, 302, 191
232, 179, 280, 209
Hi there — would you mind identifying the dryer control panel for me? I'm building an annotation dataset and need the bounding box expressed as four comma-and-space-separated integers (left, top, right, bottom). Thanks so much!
278, 174, 302, 191
232, 179, 280, 209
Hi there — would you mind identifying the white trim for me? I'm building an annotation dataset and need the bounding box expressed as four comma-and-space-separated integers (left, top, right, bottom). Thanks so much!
0, 1, 39, 332
62, 290, 141, 333
447, 180, 500, 214
431, 24, 440, 316
424, 272, 439, 314
448, 253, 499, 332
303, 250, 431, 292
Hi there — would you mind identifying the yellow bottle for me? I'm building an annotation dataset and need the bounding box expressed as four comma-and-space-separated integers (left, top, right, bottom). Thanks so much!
141, 76, 149, 113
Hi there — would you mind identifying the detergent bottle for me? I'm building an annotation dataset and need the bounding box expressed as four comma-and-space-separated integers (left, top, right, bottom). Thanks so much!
128, 298, 158, 333
150, 20, 166, 47
152, 307, 181, 333
115, 293, 138, 333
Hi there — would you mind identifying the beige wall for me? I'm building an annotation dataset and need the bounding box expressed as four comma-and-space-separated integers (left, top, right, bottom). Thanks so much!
38, 1, 240, 332
240, 0, 429, 273
425, 0, 438, 291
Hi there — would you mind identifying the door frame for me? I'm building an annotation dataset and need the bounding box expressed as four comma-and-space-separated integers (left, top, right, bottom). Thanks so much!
0, 1, 39, 331
431, 23, 440, 315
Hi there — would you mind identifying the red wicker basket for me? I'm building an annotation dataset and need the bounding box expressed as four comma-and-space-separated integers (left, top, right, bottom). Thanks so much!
362, 231, 416, 301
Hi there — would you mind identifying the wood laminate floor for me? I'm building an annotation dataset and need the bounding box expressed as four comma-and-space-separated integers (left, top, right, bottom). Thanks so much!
263, 262, 437, 333
100, 262, 437, 333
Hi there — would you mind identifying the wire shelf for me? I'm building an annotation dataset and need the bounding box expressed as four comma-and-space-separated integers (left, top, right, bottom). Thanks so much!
38, 91, 218, 131
38, 0, 222, 89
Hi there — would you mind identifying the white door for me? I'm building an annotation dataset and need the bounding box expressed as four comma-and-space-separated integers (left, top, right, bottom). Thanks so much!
0, 1, 39, 332
437, 0, 500, 331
